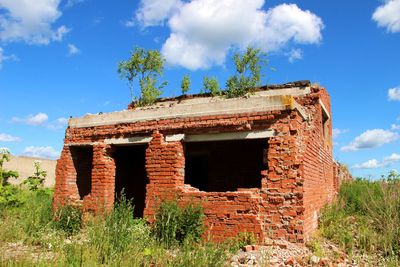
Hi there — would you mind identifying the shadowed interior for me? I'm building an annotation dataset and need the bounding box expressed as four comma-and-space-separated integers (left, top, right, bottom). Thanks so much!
184, 139, 267, 192
71, 146, 93, 200
113, 145, 147, 217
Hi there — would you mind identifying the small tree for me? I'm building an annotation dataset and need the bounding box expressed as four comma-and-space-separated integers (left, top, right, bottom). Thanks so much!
24, 160, 46, 191
180, 74, 191, 95
118, 47, 167, 106
0, 148, 18, 187
226, 46, 268, 98
202, 76, 221, 96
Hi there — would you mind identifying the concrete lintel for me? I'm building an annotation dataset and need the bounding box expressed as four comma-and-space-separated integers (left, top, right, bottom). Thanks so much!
293, 102, 310, 121
185, 130, 275, 143
319, 99, 330, 119
104, 136, 152, 145
165, 134, 185, 142
67, 142, 99, 147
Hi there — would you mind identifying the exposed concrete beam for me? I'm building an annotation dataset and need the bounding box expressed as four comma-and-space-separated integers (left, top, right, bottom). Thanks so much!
183, 130, 275, 143
69, 88, 311, 128
319, 99, 330, 119
104, 136, 152, 145
165, 134, 185, 142
294, 102, 309, 121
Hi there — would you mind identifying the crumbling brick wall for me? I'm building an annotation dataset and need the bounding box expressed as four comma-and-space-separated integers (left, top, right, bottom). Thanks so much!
53, 85, 337, 244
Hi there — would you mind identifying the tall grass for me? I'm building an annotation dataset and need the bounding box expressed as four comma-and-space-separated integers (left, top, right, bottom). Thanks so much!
320, 171, 400, 260
153, 200, 205, 247
0, 188, 232, 266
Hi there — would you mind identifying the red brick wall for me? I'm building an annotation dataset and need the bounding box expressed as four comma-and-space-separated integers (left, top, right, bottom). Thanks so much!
53, 87, 336, 244
301, 88, 334, 239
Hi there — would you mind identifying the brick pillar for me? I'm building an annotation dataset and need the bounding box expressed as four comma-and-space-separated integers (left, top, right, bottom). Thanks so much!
143, 131, 185, 220
84, 144, 115, 212
261, 113, 306, 244
53, 146, 80, 209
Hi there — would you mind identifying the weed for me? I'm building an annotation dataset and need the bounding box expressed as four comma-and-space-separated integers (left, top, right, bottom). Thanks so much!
53, 204, 82, 236
153, 200, 205, 248
320, 172, 400, 262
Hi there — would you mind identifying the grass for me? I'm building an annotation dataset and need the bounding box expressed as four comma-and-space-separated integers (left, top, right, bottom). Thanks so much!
318, 171, 400, 265
0, 188, 235, 266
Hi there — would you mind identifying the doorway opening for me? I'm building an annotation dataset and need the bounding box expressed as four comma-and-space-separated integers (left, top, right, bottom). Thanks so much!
71, 146, 93, 200
113, 145, 147, 217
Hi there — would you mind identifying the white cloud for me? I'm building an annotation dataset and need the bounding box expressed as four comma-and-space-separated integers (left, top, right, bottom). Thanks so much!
372, 0, 400, 33
341, 129, 399, 152
0, 133, 21, 142
392, 124, 400, 130
385, 153, 400, 163
124, 19, 135, 28
21, 146, 59, 159
136, 0, 182, 27
47, 117, 68, 129
12, 112, 49, 126
388, 87, 400, 101
332, 128, 349, 139
11, 113, 68, 130
67, 43, 80, 56
286, 48, 303, 63
0, 0, 69, 45
353, 159, 381, 169
135, 0, 323, 70
0, 46, 17, 69
353, 153, 400, 169
65, 0, 84, 8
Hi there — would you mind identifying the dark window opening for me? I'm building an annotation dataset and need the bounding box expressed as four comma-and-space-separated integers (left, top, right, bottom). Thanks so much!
113, 145, 147, 218
71, 146, 93, 200
322, 110, 329, 141
184, 139, 267, 192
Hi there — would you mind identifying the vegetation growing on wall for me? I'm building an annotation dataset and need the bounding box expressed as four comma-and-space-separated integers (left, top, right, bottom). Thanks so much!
225, 47, 268, 98
119, 46, 270, 107
180, 74, 190, 95
118, 46, 167, 106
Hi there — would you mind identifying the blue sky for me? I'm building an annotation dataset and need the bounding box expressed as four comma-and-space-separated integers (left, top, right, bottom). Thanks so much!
0, 0, 399, 178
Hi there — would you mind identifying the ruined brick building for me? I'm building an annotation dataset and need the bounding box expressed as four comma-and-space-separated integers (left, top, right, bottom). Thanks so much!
54, 80, 340, 243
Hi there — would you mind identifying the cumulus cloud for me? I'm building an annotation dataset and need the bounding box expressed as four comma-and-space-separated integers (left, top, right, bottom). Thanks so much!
0, 0, 69, 44
0, 46, 17, 69
136, 0, 182, 27
372, 0, 400, 33
353, 159, 381, 169
332, 128, 349, 139
353, 153, 400, 169
392, 124, 400, 130
0, 133, 21, 142
286, 48, 303, 63
388, 87, 400, 101
21, 146, 59, 159
136, 0, 324, 70
12, 112, 49, 126
67, 43, 80, 56
341, 129, 399, 152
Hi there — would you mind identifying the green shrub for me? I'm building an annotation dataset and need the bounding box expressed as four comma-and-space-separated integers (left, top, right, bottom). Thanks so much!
53, 204, 82, 235
0, 185, 25, 209
153, 200, 205, 247
23, 160, 46, 191
225, 47, 268, 98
